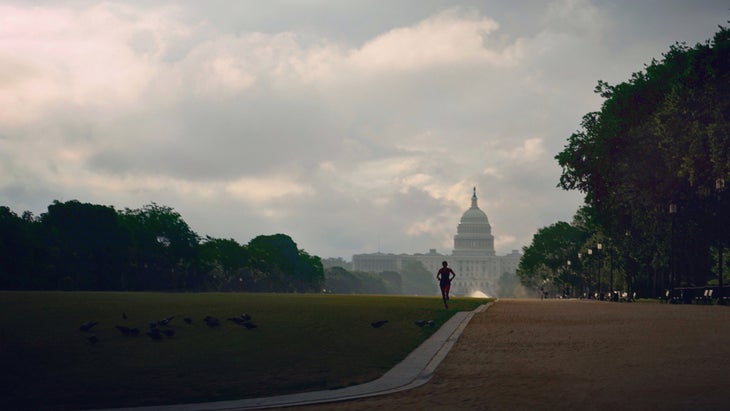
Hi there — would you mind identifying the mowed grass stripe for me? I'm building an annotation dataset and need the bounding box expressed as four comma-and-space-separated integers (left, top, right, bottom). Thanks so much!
0, 291, 489, 411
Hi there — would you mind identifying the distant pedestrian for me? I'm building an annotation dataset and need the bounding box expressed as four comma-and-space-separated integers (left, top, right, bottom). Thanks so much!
437, 261, 456, 309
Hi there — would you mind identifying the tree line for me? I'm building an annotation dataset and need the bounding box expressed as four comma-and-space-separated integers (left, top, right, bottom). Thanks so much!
323, 260, 437, 295
0, 200, 323, 292
519, 25, 730, 298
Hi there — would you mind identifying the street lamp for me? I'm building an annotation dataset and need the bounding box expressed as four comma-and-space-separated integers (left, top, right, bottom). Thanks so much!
624, 230, 632, 300
578, 252, 584, 298
588, 248, 594, 299
597, 242, 603, 300
669, 202, 677, 291
716, 178, 725, 305
566, 260, 572, 298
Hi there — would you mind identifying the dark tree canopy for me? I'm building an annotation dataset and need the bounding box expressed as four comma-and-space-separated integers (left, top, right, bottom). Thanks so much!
552, 25, 730, 297
0, 200, 323, 293
518, 219, 591, 292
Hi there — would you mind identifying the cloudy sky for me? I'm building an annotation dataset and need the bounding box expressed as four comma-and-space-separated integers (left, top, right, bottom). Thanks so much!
1, 1, 727, 259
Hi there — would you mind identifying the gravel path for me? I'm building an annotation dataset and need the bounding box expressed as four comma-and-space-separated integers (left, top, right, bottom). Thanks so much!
285, 299, 730, 411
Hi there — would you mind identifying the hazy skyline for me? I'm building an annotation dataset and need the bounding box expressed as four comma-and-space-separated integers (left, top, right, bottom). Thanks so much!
1, 1, 727, 259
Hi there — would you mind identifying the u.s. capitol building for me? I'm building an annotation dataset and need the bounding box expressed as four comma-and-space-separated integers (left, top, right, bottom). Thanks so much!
352, 188, 521, 297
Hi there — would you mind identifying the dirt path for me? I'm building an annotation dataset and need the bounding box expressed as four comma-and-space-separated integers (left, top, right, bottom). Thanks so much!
285, 299, 730, 411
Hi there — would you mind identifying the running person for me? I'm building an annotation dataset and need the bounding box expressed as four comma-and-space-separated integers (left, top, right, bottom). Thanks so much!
437, 261, 456, 309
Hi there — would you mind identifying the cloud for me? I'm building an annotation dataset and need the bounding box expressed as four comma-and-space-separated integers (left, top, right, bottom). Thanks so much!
0, 3, 174, 124
225, 176, 314, 205
542, 0, 605, 37
0, 1, 726, 259
348, 8, 519, 72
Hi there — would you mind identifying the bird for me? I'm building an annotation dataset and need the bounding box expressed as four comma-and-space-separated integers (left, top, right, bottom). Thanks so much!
370, 320, 389, 328
427, 320, 435, 327
146, 329, 163, 340
241, 313, 252, 322
79, 321, 98, 332
227, 317, 246, 325
183, 317, 193, 325
204, 316, 220, 327
161, 329, 175, 337
115, 325, 132, 335
86, 335, 99, 344
415, 320, 427, 327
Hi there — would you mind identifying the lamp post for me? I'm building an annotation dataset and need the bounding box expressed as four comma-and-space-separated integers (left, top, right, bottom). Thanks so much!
578, 252, 584, 298
669, 202, 677, 291
597, 242, 603, 300
609, 243, 615, 301
567, 260, 572, 298
608, 243, 618, 302
588, 248, 594, 299
717, 178, 725, 305
624, 230, 632, 299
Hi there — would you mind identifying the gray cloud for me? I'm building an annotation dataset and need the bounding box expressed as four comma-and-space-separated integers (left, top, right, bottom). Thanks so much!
1, 0, 727, 258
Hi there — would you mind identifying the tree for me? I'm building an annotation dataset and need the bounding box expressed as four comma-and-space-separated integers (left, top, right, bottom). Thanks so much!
323, 266, 390, 294
40, 200, 129, 290
119, 203, 200, 290
555, 25, 730, 296
400, 260, 436, 295
198, 237, 251, 291
0, 207, 42, 289
324, 266, 358, 293
518, 221, 591, 296
247, 234, 323, 292
0, 200, 329, 293
380, 270, 402, 294
497, 271, 528, 298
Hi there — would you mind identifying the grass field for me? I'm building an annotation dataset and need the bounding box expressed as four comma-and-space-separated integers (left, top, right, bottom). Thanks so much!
0, 291, 489, 411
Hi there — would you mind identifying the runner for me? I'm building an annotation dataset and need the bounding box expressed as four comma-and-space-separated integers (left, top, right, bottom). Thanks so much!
437, 261, 456, 309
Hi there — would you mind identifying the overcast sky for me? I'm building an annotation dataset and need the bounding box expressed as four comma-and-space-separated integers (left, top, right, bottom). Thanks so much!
1, 1, 727, 259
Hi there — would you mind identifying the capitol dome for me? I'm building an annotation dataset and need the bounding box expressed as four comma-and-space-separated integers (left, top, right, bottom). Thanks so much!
453, 187, 495, 256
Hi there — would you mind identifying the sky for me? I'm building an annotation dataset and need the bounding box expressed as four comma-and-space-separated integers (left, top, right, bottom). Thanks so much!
1, 1, 727, 260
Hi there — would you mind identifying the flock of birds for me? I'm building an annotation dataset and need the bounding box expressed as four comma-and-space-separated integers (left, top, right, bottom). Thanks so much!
80, 314, 437, 345
78, 312, 259, 345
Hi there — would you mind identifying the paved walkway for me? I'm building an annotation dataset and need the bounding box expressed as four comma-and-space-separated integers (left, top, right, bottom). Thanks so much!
93, 304, 490, 411
293, 299, 730, 411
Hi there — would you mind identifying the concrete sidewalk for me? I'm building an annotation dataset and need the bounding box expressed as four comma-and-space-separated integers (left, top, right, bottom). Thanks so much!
93, 303, 490, 411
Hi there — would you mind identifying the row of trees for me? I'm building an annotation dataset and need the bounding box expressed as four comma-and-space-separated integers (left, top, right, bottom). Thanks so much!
520, 25, 730, 298
0, 200, 323, 292
1, 198, 518, 296
324, 260, 438, 295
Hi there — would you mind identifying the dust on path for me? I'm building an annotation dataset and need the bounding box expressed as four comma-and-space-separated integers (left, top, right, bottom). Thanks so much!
284, 299, 730, 411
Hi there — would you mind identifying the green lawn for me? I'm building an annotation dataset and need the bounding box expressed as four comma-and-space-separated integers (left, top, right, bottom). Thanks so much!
0, 291, 489, 411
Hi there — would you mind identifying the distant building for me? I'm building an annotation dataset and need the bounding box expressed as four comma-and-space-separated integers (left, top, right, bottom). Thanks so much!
352, 187, 522, 297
